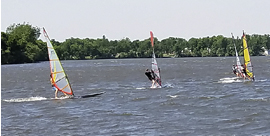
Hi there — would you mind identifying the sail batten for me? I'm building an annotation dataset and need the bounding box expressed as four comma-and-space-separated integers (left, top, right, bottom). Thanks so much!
61, 84, 69, 90
43, 28, 74, 95
52, 71, 64, 74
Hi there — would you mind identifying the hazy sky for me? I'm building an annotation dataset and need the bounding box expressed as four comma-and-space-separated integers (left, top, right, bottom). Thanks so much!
1, 0, 270, 42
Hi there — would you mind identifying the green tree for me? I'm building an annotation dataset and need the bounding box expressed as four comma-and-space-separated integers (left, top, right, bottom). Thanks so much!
25, 42, 41, 62
1, 32, 10, 64
188, 38, 199, 56
2, 23, 270, 64
36, 40, 48, 61
2, 23, 41, 64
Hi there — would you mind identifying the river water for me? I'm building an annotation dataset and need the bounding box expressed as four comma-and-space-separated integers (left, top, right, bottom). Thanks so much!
1, 57, 270, 135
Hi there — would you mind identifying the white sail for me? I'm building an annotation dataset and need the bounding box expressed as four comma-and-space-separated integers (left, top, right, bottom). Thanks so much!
43, 28, 74, 95
151, 51, 161, 86
150, 31, 161, 87
232, 33, 244, 77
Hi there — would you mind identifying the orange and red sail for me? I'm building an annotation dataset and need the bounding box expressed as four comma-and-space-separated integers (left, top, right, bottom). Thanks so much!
150, 31, 154, 47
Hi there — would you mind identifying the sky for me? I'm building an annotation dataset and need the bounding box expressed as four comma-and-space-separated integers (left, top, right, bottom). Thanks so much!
1, 0, 270, 42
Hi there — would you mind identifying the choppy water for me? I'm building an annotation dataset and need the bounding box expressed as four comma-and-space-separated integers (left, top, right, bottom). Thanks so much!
1, 57, 270, 136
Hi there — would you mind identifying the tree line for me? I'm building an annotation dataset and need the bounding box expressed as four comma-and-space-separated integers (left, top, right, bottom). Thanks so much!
2, 23, 270, 64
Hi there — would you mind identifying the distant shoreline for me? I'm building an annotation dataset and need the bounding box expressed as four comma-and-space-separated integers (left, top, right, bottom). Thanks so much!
2, 55, 269, 65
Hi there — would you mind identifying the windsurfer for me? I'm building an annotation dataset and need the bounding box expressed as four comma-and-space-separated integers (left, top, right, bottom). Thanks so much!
145, 69, 159, 88
233, 64, 243, 77
50, 75, 68, 98
232, 64, 238, 77
241, 65, 252, 80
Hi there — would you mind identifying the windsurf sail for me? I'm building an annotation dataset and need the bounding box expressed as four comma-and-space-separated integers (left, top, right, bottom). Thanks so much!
231, 33, 244, 77
43, 28, 74, 95
150, 31, 162, 87
242, 31, 255, 80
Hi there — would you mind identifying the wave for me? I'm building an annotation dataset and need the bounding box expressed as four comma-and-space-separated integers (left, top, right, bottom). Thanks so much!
135, 87, 146, 90
3, 96, 47, 103
132, 97, 148, 101
163, 83, 174, 88
53, 96, 71, 100
218, 77, 243, 83
167, 95, 178, 98
220, 77, 234, 80
136, 83, 173, 90
242, 98, 269, 102
255, 79, 268, 82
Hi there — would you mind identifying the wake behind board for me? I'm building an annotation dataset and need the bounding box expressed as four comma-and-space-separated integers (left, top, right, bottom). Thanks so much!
76, 92, 105, 98
54, 92, 105, 99
150, 85, 162, 89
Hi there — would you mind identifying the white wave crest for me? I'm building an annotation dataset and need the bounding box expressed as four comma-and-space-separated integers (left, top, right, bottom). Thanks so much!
218, 77, 243, 83
53, 96, 70, 100
255, 79, 268, 82
136, 87, 146, 90
3, 96, 47, 103
167, 95, 178, 98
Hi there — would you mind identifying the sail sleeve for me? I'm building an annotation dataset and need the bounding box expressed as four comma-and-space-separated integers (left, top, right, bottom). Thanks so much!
242, 32, 254, 79
43, 28, 74, 95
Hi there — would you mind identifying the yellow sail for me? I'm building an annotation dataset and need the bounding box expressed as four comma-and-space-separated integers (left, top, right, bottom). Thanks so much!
242, 32, 254, 80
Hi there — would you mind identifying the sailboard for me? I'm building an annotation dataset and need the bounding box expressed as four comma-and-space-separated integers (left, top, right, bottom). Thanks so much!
242, 31, 255, 81
231, 33, 244, 78
77, 92, 105, 98
43, 28, 104, 98
150, 31, 162, 87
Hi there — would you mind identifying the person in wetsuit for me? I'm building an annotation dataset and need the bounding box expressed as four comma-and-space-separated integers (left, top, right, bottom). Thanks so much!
232, 64, 237, 75
232, 64, 241, 77
241, 64, 251, 80
145, 69, 158, 88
